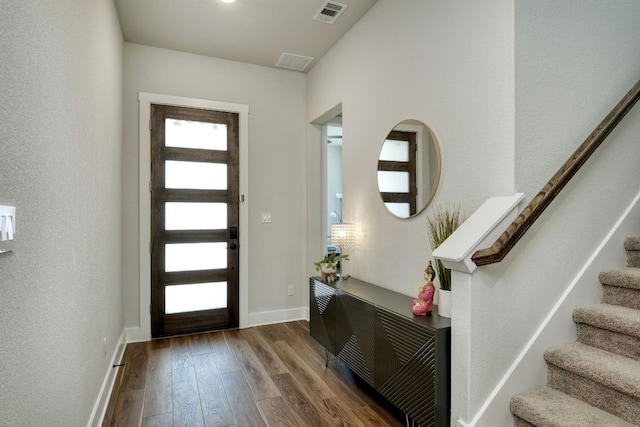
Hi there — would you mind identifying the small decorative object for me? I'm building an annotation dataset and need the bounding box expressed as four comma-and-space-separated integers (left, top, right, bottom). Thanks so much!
314, 252, 350, 282
413, 261, 436, 316
427, 204, 464, 318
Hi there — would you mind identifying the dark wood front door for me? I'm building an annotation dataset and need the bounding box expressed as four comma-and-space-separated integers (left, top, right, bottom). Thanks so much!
150, 104, 239, 337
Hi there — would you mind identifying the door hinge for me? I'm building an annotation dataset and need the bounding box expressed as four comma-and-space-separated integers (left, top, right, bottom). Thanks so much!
149, 304, 152, 314
149, 118, 152, 130
149, 180, 152, 192
149, 241, 152, 253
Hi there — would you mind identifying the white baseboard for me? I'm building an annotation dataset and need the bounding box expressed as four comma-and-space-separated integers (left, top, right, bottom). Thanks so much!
87, 329, 126, 427
248, 307, 309, 327
125, 326, 150, 343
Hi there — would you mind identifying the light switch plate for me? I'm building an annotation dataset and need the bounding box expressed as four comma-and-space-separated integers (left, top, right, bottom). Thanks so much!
0, 205, 16, 253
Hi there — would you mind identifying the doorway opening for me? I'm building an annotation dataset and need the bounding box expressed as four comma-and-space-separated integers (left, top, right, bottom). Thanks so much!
324, 114, 343, 256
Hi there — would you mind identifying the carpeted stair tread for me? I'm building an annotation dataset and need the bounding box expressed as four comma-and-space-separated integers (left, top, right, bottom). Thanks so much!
573, 304, 640, 339
510, 386, 636, 427
544, 342, 640, 398
624, 237, 640, 251
510, 237, 640, 425
576, 324, 640, 361
599, 268, 640, 290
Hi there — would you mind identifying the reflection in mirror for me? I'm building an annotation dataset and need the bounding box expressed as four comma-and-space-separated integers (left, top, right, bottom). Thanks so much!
377, 120, 441, 218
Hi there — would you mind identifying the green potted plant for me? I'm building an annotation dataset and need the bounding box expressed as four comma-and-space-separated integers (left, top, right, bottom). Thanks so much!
314, 252, 350, 282
427, 204, 464, 317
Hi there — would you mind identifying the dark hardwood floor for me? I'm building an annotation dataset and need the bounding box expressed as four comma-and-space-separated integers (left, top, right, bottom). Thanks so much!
102, 320, 405, 427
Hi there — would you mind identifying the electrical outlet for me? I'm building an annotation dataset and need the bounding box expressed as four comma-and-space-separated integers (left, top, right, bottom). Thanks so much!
103, 337, 107, 359
287, 285, 294, 296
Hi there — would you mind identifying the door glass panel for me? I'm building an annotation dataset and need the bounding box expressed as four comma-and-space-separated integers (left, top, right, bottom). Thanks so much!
165, 282, 228, 314
377, 171, 409, 193
165, 160, 227, 190
380, 139, 408, 161
165, 242, 227, 272
385, 203, 410, 218
165, 202, 227, 230
165, 119, 227, 151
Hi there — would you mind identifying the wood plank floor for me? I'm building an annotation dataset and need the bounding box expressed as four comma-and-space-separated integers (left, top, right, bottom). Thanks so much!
102, 320, 405, 427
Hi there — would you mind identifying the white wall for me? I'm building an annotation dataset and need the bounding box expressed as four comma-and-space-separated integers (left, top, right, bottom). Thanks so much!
0, 1, 123, 425
122, 44, 308, 331
307, 0, 515, 299
515, 0, 640, 199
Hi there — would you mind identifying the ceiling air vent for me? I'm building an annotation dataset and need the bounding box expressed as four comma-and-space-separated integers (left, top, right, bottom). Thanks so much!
313, 1, 348, 24
276, 53, 314, 72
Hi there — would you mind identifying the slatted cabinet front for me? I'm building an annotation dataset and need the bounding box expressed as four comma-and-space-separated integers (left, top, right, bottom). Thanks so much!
310, 277, 451, 427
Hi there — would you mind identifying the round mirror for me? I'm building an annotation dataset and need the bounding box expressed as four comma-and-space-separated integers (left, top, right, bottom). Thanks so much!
377, 120, 441, 218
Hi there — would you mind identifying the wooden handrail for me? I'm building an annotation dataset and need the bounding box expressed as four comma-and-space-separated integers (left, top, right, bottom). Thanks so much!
472, 78, 640, 266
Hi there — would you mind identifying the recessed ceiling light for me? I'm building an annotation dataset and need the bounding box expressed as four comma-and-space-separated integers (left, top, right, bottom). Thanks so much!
220, 0, 235, 3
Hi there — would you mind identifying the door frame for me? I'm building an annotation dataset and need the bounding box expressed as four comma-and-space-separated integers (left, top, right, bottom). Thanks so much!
135, 92, 249, 342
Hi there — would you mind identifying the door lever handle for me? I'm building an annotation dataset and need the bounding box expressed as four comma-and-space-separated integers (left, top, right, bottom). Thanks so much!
227, 242, 238, 250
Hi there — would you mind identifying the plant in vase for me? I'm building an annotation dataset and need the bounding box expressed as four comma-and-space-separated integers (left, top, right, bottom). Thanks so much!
427, 204, 464, 317
314, 252, 350, 282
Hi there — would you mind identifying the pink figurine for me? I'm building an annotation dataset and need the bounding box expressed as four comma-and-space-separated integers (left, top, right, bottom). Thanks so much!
412, 298, 430, 316
412, 261, 436, 316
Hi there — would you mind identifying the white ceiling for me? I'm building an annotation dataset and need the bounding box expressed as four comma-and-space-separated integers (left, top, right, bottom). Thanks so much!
114, 0, 378, 72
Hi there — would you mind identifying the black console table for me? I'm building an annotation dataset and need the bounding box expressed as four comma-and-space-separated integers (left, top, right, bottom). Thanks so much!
309, 277, 451, 427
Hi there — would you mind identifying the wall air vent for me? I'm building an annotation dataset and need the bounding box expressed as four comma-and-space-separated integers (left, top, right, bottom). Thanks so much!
313, 1, 348, 24
276, 53, 314, 72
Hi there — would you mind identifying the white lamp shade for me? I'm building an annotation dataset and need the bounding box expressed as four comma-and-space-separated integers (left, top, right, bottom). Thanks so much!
331, 223, 355, 247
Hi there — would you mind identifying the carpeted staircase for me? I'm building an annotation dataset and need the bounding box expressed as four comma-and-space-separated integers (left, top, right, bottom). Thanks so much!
510, 237, 640, 426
